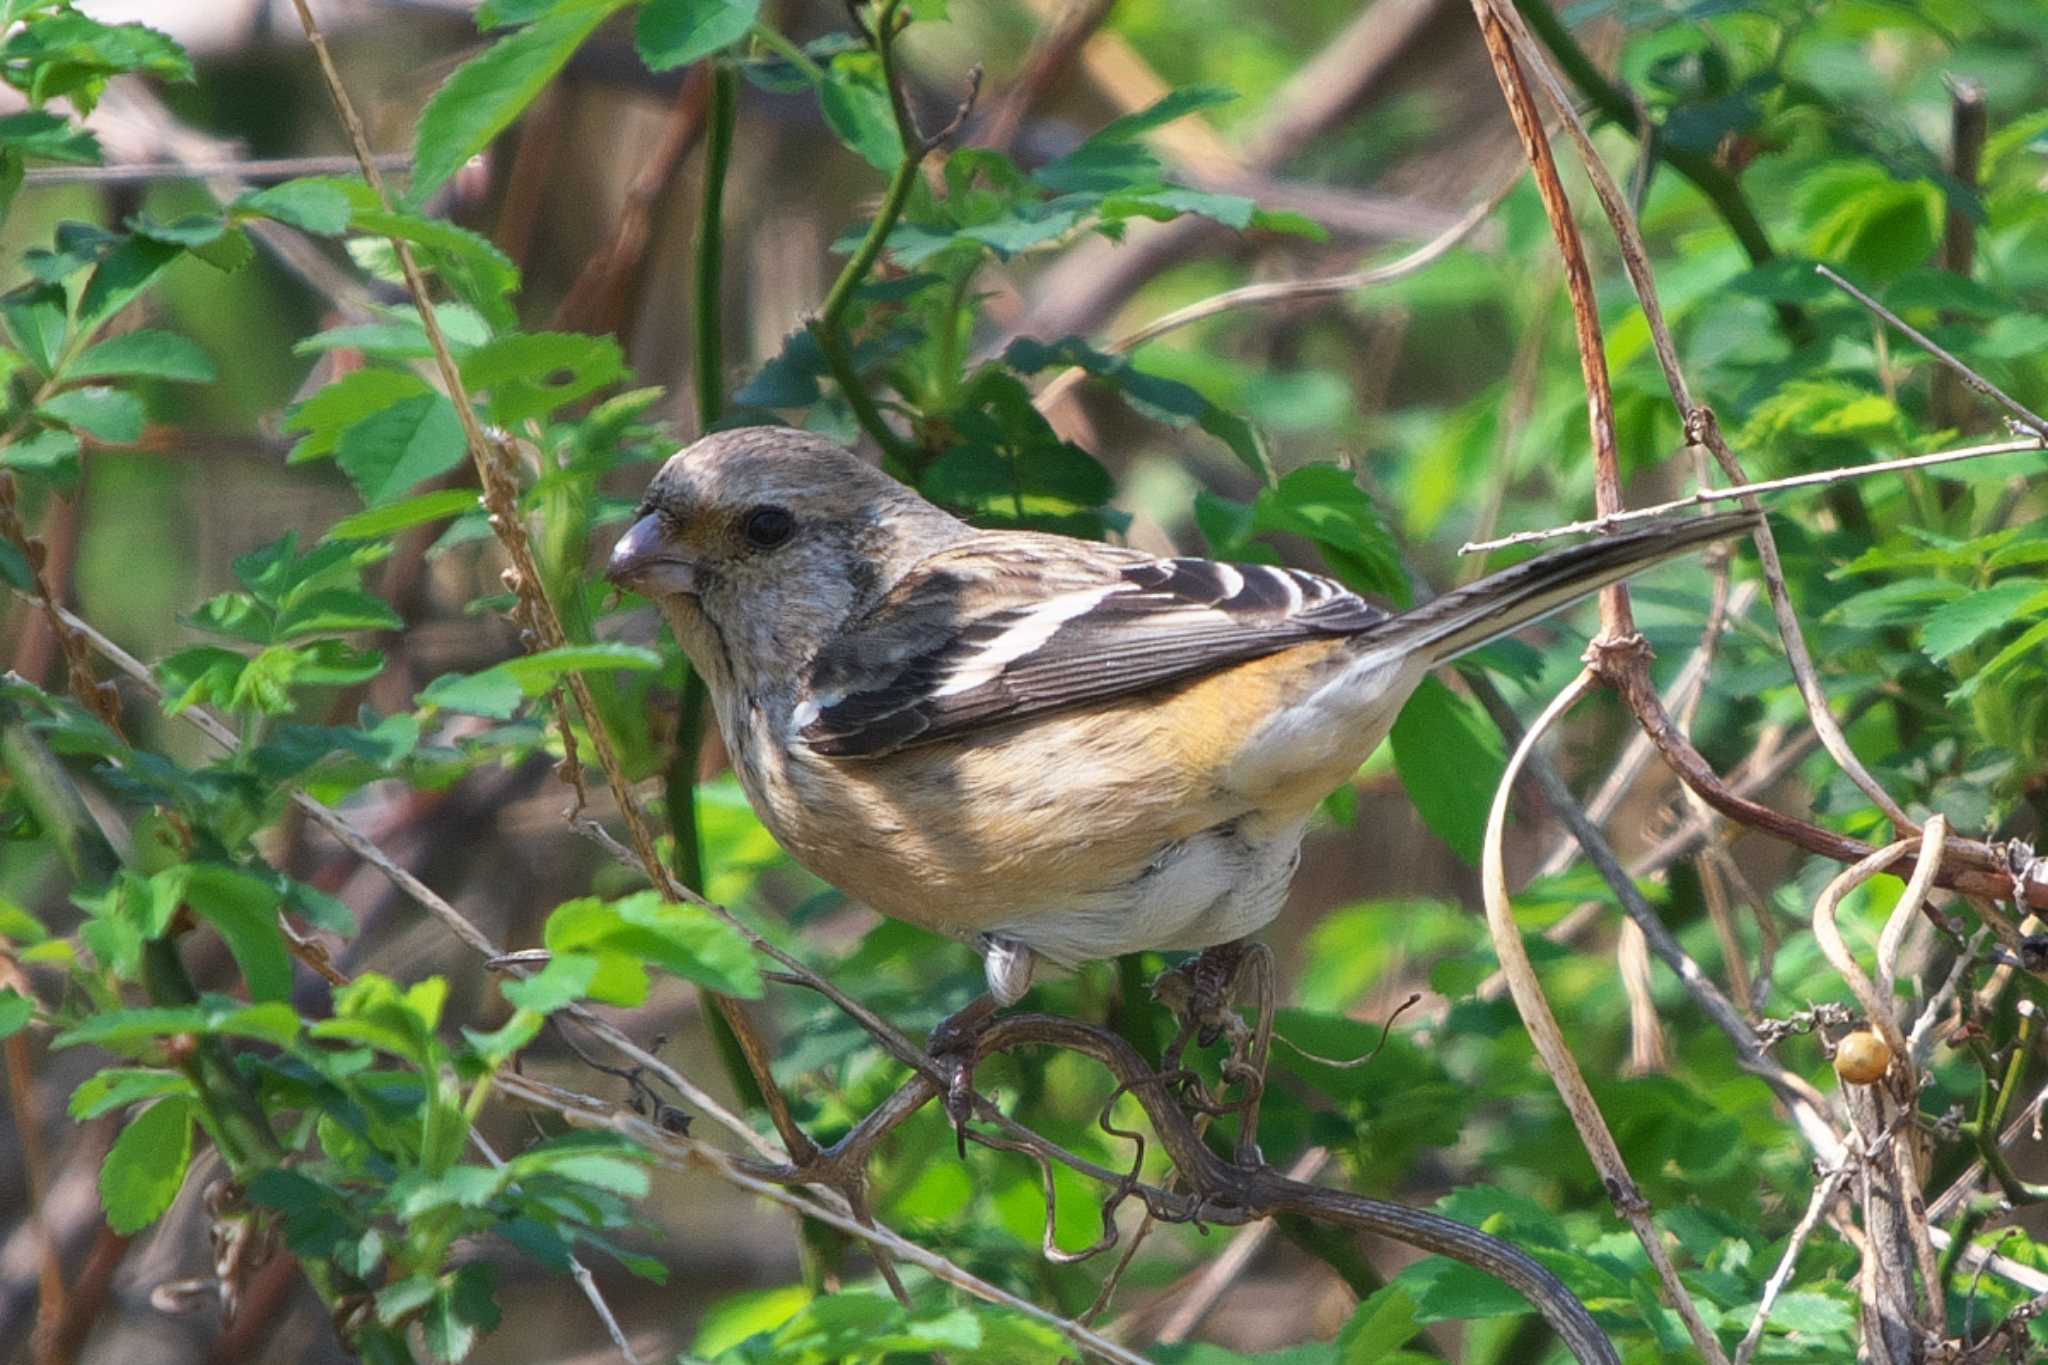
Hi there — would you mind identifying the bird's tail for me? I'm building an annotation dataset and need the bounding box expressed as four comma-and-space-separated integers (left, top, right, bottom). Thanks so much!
1365, 511, 1760, 667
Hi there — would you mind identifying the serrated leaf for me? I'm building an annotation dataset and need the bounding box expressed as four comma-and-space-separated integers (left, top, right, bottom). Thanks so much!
424, 1264, 500, 1363
70, 329, 216, 382
175, 865, 293, 1003
327, 488, 480, 541
68, 1068, 194, 1120
284, 369, 433, 464
1921, 579, 2048, 662
417, 644, 662, 717
408, 0, 630, 205
336, 392, 468, 506
1339, 1285, 1422, 1364
99, 1098, 194, 1234
0, 109, 99, 164
635, 0, 760, 71
459, 330, 626, 425
234, 178, 355, 235
275, 588, 406, 640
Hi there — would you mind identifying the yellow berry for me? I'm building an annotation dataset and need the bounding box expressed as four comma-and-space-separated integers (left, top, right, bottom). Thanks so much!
1834, 1031, 1892, 1085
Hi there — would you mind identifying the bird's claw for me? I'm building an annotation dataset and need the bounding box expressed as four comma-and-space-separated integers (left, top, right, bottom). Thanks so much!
929, 994, 999, 1158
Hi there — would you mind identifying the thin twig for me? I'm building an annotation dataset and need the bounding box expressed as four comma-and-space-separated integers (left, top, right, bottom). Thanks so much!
1032, 173, 1515, 414
20, 153, 411, 186
1817, 264, 2048, 440
1734, 1158, 1854, 1365
1460, 438, 2045, 554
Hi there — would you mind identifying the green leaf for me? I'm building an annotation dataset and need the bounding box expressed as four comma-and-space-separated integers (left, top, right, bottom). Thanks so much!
284, 369, 433, 464
1254, 465, 1407, 602
336, 392, 468, 506
1338, 1285, 1422, 1364
127, 211, 226, 247
275, 588, 406, 640
174, 865, 293, 1003
408, 0, 630, 205
0, 109, 100, 164
1, 427, 82, 492
820, 58, 900, 172
1000, 336, 1269, 482
234, 178, 356, 235
38, 386, 144, 444
78, 234, 183, 330
501, 952, 599, 1013
635, 0, 760, 71
1089, 84, 1236, 142
459, 331, 626, 425
68, 1068, 194, 1120
351, 210, 522, 322
0, 283, 67, 373
418, 644, 663, 718
543, 890, 762, 1003
1921, 579, 2048, 662
327, 488, 480, 541
99, 1098, 194, 1234
0, 988, 32, 1040
1390, 678, 1506, 865
424, 1264, 500, 1363
69, 329, 216, 382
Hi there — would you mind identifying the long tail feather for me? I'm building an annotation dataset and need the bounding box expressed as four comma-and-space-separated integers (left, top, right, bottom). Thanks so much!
1368, 511, 1760, 666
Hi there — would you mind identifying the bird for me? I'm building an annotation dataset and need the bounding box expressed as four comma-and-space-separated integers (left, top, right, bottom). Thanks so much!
607, 426, 1754, 1032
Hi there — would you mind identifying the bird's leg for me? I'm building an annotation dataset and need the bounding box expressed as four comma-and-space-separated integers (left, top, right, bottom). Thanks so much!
928, 935, 1036, 1155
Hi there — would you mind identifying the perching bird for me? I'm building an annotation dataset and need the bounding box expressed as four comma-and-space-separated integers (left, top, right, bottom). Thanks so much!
608, 426, 1754, 1014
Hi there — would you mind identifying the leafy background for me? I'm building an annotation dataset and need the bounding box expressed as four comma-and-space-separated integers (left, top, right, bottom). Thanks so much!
1, 0, 2046, 1362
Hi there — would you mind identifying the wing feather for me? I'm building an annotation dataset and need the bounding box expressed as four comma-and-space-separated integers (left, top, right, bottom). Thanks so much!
802, 539, 1385, 758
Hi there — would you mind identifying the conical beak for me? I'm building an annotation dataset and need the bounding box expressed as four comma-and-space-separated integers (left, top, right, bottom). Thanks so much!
606, 514, 696, 595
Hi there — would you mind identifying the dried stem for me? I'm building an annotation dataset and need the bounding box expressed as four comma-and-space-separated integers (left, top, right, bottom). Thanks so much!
1734, 1159, 1854, 1365
1460, 438, 2045, 554
1817, 264, 2048, 440
1032, 173, 1515, 415
1480, 669, 1729, 1362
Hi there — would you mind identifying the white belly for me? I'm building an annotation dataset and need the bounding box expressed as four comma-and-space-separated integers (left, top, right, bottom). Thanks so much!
987, 815, 1309, 967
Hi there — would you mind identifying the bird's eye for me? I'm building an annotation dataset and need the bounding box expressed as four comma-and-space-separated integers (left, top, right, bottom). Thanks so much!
741, 504, 796, 549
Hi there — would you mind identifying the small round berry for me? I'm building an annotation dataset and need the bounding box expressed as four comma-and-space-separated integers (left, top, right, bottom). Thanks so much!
1834, 1030, 1892, 1085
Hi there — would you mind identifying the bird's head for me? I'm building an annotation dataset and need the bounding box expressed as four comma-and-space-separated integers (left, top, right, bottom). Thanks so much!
607, 427, 965, 696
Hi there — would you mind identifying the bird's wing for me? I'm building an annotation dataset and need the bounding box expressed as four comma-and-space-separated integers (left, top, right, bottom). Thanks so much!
800, 533, 1386, 758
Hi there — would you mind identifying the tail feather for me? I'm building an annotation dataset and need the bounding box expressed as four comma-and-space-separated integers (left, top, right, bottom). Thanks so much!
1366, 511, 1760, 666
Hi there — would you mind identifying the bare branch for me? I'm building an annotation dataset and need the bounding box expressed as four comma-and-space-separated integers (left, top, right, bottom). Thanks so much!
1460, 438, 2045, 554
1817, 264, 2048, 440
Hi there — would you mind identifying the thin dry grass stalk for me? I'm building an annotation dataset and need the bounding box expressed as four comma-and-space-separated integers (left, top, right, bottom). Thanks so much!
1481, 668, 1732, 1364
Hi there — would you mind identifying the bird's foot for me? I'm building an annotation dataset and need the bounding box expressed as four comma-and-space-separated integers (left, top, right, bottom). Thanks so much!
1152, 938, 1275, 1168
930, 935, 1038, 1157
1152, 939, 1255, 1049
928, 993, 999, 1158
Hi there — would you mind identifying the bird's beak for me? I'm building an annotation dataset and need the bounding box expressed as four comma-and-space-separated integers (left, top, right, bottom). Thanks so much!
606, 514, 696, 595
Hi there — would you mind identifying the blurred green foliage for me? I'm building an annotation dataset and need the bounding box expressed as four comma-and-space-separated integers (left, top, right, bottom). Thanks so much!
0, 0, 2046, 1361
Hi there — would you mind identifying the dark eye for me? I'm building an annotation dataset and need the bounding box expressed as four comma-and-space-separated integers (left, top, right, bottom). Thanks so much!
741, 504, 795, 549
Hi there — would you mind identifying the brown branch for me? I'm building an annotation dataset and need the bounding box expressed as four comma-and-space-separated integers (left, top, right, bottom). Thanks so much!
550, 66, 713, 337
1469, 2, 1627, 643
